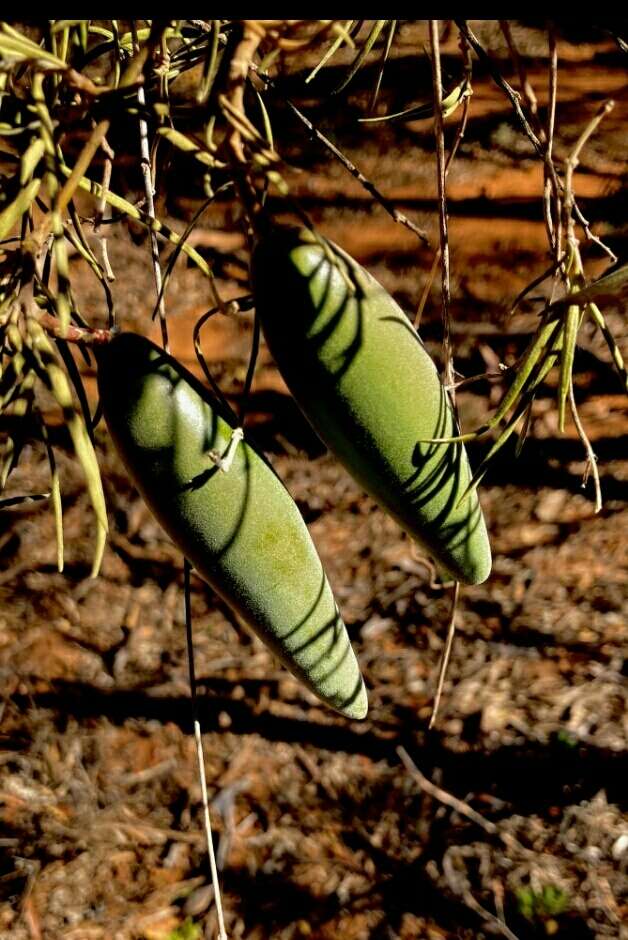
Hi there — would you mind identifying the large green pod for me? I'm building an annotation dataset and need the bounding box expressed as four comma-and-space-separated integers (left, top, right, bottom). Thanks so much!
97, 333, 366, 719
251, 225, 491, 585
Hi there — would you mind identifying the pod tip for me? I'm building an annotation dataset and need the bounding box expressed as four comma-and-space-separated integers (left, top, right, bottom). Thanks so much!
336, 680, 368, 721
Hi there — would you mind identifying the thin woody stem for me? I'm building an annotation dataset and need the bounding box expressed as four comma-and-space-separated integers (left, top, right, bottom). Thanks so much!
183, 561, 229, 940
429, 20, 454, 390
38, 313, 113, 345
254, 67, 430, 246
132, 22, 169, 353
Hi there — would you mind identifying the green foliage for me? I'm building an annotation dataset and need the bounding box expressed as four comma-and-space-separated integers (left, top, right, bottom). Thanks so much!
164, 919, 202, 940
0, 18, 625, 578
556, 729, 578, 748
516, 884, 570, 921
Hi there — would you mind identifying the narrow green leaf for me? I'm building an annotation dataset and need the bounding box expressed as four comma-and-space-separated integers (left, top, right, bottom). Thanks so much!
0, 180, 41, 241
369, 19, 397, 112
0, 25, 68, 69
156, 127, 221, 167
20, 138, 46, 184
557, 304, 580, 432
360, 78, 470, 125
26, 322, 108, 576
549, 262, 628, 310
305, 20, 355, 84
58, 163, 215, 281
587, 302, 628, 392
333, 20, 387, 95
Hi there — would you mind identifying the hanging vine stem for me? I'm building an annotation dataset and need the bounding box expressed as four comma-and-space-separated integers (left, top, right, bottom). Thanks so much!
444, 31, 473, 176
184, 561, 229, 940
455, 19, 544, 157
429, 580, 460, 729
192, 296, 256, 420
499, 21, 540, 124
563, 100, 615, 243
499, 20, 559, 263
427, 20, 462, 729
428, 21, 454, 392
569, 379, 602, 513
149, 183, 235, 326
556, 99, 615, 507
455, 19, 561, 227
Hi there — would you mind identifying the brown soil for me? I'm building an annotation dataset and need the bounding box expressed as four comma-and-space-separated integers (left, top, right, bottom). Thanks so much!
1, 20, 627, 940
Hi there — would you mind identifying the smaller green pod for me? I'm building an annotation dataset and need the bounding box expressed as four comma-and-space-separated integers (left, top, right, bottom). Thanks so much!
97, 333, 366, 719
251, 225, 491, 585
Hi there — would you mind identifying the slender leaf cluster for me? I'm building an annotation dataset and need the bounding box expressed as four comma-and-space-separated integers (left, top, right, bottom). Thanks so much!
0, 20, 625, 574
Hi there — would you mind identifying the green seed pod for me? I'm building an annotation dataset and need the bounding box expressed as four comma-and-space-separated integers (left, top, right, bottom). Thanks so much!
251, 225, 491, 585
97, 333, 366, 719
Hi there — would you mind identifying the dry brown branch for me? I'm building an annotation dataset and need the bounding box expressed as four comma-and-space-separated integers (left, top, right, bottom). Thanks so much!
544, 26, 560, 262
226, 21, 267, 163
429, 20, 454, 389
397, 745, 497, 835
499, 21, 540, 125
264, 84, 429, 245
568, 381, 602, 513
455, 20, 544, 157
37, 313, 113, 345
132, 23, 169, 352
443, 847, 522, 940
